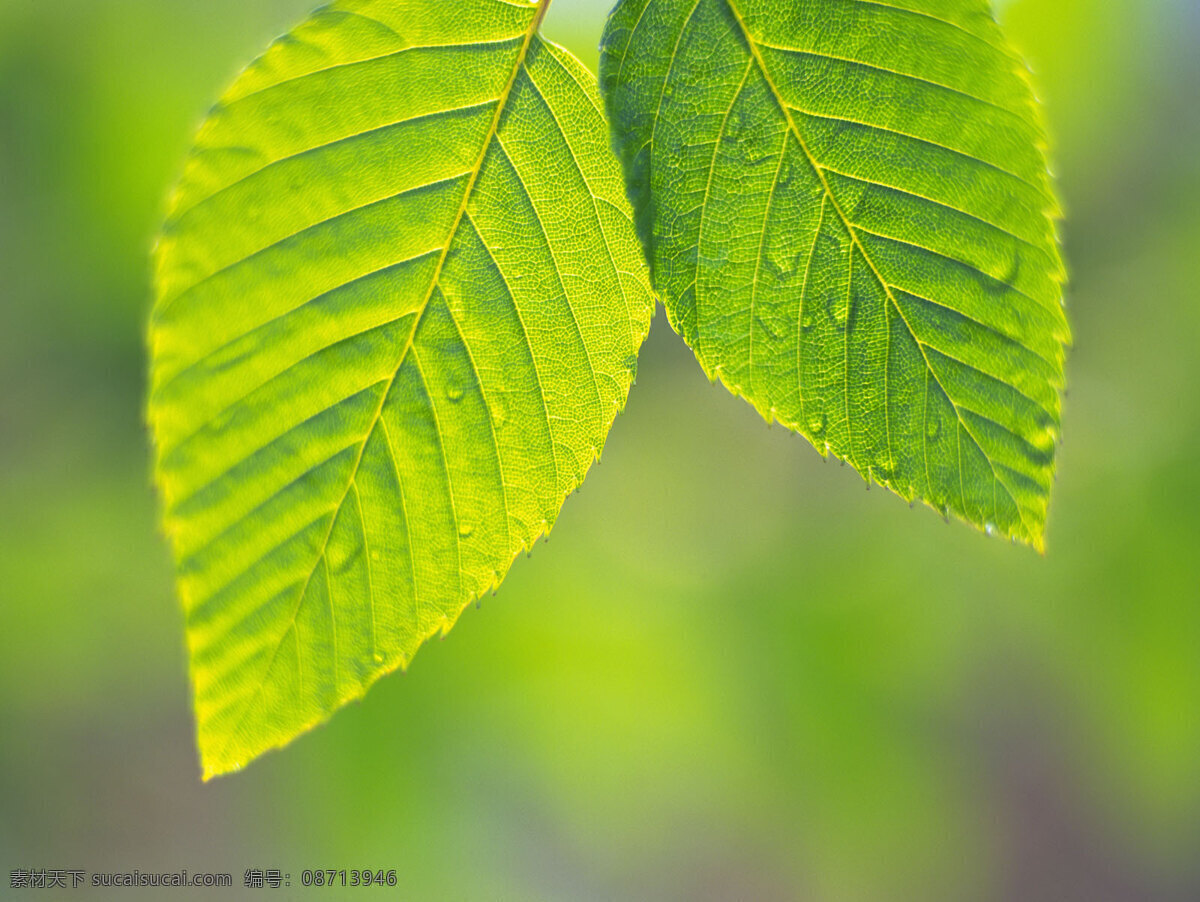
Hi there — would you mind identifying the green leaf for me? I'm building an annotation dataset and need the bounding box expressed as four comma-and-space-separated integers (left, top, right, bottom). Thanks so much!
600, 0, 1068, 548
148, 0, 654, 778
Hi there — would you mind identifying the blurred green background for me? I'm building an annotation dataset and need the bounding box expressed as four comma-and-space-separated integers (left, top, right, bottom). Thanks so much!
1, 0, 1197, 898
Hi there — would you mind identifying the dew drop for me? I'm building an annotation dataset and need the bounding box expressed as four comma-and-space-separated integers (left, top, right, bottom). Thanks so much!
926, 418, 942, 440
827, 291, 850, 329
979, 246, 1021, 294
807, 413, 827, 436
725, 106, 747, 143
745, 140, 773, 165
778, 157, 794, 186
985, 522, 996, 537
490, 395, 507, 427
699, 246, 730, 271
373, 651, 385, 664
755, 315, 781, 342
789, 250, 807, 279
765, 247, 793, 283
209, 405, 236, 433
458, 522, 474, 539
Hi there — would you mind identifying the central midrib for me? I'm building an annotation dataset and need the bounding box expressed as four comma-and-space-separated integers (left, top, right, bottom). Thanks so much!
214, 0, 555, 769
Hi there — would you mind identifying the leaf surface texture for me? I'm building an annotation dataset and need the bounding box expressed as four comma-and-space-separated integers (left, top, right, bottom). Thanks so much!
149, 0, 654, 778
601, 0, 1068, 546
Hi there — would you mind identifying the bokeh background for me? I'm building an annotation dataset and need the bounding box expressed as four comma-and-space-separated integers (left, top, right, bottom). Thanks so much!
2, 0, 1198, 898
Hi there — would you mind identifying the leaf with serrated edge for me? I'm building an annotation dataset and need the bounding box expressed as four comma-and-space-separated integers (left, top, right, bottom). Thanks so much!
149, 0, 654, 778
601, 0, 1068, 548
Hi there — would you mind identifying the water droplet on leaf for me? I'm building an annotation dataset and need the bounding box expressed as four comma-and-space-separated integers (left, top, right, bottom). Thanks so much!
828, 290, 850, 329
779, 157, 794, 186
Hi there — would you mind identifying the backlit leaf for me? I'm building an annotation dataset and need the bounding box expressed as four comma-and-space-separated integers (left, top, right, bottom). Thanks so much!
149, 0, 654, 778
600, 0, 1069, 547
